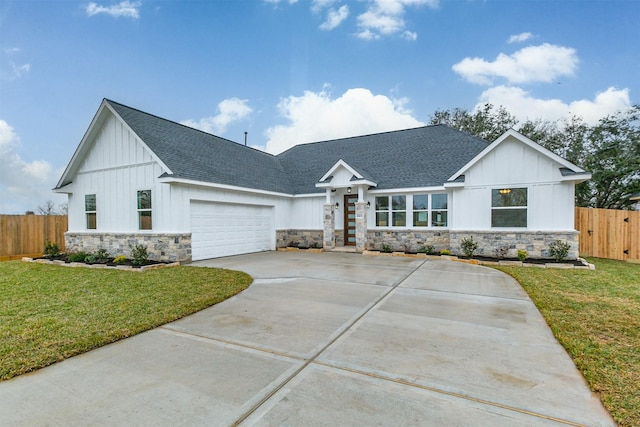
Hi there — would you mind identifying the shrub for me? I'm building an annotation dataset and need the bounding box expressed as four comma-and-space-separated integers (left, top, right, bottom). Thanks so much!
418, 244, 435, 255
113, 255, 128, 264
460, 236, 479, 258
440, 249, 451, 255
67, 252, 90, 262
84, 254, 98, 264
494, 245, 509, 259
548, 240, 571, 261
43, 241, 60, 258
517, 249, 528, 261
94, 248, 110, 263
129, 244, 149, 266
380, 243, 393, 253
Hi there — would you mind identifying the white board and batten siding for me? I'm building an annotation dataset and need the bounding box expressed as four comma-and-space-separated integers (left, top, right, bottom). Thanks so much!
190, 201, 275, 261
452, 136, 576, 231
67, 114, 170, 232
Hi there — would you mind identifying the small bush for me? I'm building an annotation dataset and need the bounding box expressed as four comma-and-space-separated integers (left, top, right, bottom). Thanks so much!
311, 242, 322, 249
84, 254, 98, 264
67, 252, 90, 262
460, 236, 479, 258
43, 241, 60, 258
381, 243, 393, 253
129, 244, 149, 266
494, 245, 509, 259
418, 244, 435, 255
517, 249, 528, 261
113, 255, 128, 264
94, 248, 110, 263
440, 249, 451, 255
548, 240, 571, 261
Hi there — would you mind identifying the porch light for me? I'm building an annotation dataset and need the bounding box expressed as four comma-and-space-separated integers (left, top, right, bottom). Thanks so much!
366, 201, 371, 209
347, 187, 352, 193
499, 188, 511, 194
335, 202, 340, 210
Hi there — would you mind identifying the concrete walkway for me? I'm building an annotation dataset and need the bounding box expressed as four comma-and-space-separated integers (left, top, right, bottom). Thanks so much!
0, 252, 613, 426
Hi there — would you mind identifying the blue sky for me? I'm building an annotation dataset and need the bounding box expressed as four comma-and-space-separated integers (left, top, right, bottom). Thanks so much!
1, 0, 638, 213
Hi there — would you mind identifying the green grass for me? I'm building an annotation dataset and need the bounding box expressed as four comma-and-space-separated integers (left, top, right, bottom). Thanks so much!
496, 258, 640, 427
0, 261, 252, 382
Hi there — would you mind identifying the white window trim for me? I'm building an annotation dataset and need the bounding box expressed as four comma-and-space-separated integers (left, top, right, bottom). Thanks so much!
491, 187, 528, 228
374, 193, 449, 229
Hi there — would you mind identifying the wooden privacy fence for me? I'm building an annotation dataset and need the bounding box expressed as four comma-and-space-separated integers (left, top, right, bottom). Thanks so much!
0, 215, 68, 260
575, 207, 640, 262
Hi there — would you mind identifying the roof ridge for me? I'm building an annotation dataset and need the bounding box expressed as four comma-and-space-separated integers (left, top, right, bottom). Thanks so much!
104, 98, 277, 159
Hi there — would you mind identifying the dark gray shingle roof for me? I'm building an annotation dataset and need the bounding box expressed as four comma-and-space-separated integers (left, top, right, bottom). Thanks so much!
106, 99, 490, 195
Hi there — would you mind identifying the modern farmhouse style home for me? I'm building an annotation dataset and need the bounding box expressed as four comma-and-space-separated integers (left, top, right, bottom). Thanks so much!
54, 99, 590, 262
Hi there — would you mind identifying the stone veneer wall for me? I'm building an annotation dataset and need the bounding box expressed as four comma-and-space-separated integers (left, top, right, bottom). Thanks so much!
366, 230, 450, 253
449, 230, 580, 260
65, 232, 192, 262
276, 230, 323, 248
366, 229, 580, 259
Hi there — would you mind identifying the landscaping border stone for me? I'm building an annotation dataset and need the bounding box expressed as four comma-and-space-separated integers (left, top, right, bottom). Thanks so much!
22, 257, 180, 272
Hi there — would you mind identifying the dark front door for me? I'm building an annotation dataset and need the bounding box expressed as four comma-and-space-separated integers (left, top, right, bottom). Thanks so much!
344, 194, 358, 246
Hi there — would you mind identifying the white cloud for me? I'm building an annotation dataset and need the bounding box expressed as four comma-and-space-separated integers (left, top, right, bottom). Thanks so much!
264, 87, 424, 154
264, 0, 298, 5
356, 0, 438, 40
181, 98, 252, 135
476, 85, 632, 125
319, 5, 349, 30
0, 120, 64, 214
508, 32, 533, 44
402, 30, 417, 41
312, 0, 337, 13
86, 1, 141, 19
452, 43, 578, 85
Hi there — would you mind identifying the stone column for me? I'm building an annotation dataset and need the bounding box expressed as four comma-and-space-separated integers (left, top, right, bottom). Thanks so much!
355, 202, 367, 252
323, 203, 335, 249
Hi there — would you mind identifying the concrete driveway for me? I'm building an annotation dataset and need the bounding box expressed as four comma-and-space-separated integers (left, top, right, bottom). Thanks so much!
0, 252, 613, 426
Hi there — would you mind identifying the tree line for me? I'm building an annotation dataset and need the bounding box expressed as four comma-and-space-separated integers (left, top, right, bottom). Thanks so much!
429, 104, 640, 210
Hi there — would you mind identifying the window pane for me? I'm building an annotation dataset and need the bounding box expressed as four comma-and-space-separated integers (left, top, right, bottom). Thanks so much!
413, 211, 429, 227
432, 194, 448, 209
491, 209, 527, 227
432, 210, 448, 227
85, 194, 96, 211
86, 213, 96, 230
392, 195, 405, 210
413, 195, 428, 210
376, 211, 388, 226
139, 211, 152, 230
138, 190, 152, 209
492, 188, 527, 207
375, 196, 388, 210
392, 212, 406, 226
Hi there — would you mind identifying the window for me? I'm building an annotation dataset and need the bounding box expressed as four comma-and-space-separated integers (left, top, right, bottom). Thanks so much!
375, 196, 389, 226
431, 194, 448, 227
137, 190, 152, 230
391, 196, 406, 226
85, 194, 96, 229
491, 188, 527, 227
413, 194, 429, 226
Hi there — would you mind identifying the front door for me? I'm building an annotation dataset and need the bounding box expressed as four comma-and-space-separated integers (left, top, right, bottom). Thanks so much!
344, 194, 358, 246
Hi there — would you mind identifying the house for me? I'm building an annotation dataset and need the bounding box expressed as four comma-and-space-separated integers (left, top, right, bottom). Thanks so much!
631, 192, 640, 211
54, 99, 590, 262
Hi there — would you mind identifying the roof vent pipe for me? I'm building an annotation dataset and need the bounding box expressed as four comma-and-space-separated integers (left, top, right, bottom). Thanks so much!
244, 131, 248, 146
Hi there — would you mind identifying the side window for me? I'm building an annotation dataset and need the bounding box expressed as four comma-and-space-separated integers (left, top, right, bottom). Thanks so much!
431, 194, 448, 227
391, 195, 406, 226
412, 194, 429, 226
85, 194, 96, 229
137, 190, 152, 230
375, 196, 389, 226
491, 188, 527, 227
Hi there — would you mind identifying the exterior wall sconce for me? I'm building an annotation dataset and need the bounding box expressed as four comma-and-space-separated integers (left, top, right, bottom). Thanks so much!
366, 201, 371, 209
499, 188, 511, 194
347, 187, 352, 193
335, 202, 339, 210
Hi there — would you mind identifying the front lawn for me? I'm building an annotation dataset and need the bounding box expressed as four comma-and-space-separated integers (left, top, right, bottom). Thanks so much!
496, 258, 639, 427
0, 261, 252, 382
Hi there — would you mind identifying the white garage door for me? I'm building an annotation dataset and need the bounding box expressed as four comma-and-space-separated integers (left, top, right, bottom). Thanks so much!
190, 201, 274, 261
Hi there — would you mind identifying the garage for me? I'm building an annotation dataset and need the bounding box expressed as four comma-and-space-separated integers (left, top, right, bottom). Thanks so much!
190, 201, 275, 261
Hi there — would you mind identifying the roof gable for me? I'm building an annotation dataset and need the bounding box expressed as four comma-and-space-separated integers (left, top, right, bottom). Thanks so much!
448, 129, 590, 183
